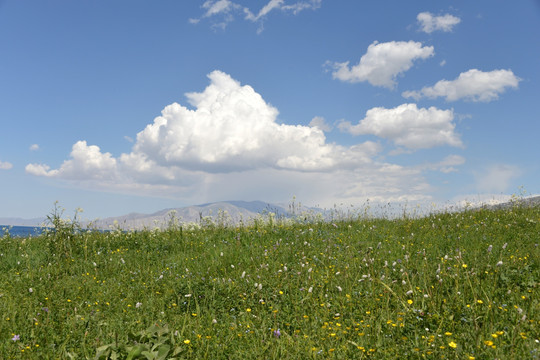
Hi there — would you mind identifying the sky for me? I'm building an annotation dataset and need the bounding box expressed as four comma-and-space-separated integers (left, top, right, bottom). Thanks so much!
1, 0, 539, 220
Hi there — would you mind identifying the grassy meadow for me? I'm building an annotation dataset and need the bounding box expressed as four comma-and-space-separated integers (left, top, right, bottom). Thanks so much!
0, 203, 538, 359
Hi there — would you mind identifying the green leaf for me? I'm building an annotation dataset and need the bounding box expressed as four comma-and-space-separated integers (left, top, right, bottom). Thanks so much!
156, 344, 171, 360
126, 345, 146, 360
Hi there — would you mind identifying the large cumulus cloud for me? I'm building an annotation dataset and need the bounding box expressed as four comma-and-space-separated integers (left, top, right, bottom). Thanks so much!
26, 71, 457, 206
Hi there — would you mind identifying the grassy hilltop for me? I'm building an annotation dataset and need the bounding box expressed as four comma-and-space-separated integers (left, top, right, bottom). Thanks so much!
0, 204, 538, 359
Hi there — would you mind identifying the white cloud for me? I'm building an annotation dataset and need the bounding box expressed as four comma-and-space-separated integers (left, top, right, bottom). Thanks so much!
309, 116, 332, 132
422, 154, 465, 173
328, 41, 434, 89
191, 0, 321, 31
25, 71, 448, 207
26, 141, 117, 181
402, 69, 521, 102
29, 144, 39, 151
338, 103, 463, 150
475, 164, 521, 193
417, 12, 461, 33
0, 160, 13, 170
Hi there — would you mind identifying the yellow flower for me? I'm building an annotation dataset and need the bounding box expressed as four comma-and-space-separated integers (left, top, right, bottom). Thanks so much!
445, 332, 452, 336
184, 339, 190, 344
484, 340, 493, 346
448, 341, 457, 348
407, 299, 413, 305
477, 299, 483, 304
246, 308, 251, 312
462, 264, 468, 268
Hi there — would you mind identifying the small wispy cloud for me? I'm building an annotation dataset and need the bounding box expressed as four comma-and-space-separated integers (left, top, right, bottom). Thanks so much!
29, 144, 39, 151
475, 164, 521, 193
190, 0, 321, 32
402, 69, 521, 102
0, 160, 13, 170
327, 41, 434, 89
417, 12, 461, 33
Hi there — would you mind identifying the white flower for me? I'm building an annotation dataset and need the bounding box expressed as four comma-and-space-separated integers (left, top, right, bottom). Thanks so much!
136, 302, 142, 308
28, 288, 33, 293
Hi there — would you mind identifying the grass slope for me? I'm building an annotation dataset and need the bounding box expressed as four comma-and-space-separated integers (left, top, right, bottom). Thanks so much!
0, 205, 538, 359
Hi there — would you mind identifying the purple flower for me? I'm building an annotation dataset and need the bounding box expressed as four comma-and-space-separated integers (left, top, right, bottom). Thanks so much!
273, 329, 281, 338
12, 334, 20, 341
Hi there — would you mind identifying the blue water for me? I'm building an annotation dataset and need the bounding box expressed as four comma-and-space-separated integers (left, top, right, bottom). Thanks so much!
0, 225, 49, 238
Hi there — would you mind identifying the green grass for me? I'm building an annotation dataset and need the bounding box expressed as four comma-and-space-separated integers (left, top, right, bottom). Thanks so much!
0, 205, 538, 359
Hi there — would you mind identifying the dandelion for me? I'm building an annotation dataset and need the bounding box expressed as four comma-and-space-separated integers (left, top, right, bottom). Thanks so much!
448, 341, 457, 348
407, 300, 413, 305
184, 339, 190, 344
484, 340, 494, 346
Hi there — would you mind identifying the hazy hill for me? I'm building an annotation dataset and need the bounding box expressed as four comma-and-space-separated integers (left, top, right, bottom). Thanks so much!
85, 200, 292, 230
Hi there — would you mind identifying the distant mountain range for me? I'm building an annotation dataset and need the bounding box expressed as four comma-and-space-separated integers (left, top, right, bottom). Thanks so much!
2, 196, 539, 230
85, 200, 294, 230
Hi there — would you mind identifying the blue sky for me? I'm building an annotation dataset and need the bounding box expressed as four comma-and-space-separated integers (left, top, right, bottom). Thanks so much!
1, 0, 539, 220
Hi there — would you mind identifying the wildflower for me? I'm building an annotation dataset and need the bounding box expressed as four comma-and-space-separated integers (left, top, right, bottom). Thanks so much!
445, 332, 452, 336
448, 341, 457, 348
484, 340, 493, 346
273, 329, 281, 338
136, 302, 142, 308
487, 244, 493, 253
246, 308, 251, 312
28, 288, 33, 293
407, 299, 413, 305
184, 339, 190, 344
12, 334, 20, 341
496, 261, 503, 267
477, 300, 483, 304
462, 264, 468, 268
502, 242, 508, 249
